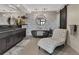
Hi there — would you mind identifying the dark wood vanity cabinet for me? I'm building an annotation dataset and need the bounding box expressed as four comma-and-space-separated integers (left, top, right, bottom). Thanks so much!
0, 39, 2, 53
0, 28, 26, 54
0, 38, 7, 54
6, 36, 14, 49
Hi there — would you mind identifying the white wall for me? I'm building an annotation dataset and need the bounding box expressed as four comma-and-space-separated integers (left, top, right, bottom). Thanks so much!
26, 11, 60, 36
67, 4, 79, 53
0, 12, 23, 25
0, 13, 8, 25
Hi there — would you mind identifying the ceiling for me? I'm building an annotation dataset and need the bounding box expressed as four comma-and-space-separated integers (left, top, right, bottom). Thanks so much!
23, 4, 65, 12
0, 4, 65, 13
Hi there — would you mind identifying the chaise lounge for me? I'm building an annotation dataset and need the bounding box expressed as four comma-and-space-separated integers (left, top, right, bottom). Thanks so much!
37, 29, 67, 54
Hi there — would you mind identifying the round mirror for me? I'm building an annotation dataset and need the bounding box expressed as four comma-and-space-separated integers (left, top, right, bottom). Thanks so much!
35, 14, 46, 26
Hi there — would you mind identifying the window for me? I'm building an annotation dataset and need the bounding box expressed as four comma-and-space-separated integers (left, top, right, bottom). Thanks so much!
40, 19, 46, 25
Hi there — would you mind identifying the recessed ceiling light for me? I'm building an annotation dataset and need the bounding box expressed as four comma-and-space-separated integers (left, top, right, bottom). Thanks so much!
9, 5, 17, 9
9, 5, 13, 7
16, 4, 20, 7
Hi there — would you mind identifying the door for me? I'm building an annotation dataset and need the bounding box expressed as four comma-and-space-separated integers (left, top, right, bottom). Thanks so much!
60, 6, 67, 29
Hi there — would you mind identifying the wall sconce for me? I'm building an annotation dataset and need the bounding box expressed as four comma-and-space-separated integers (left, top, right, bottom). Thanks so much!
70, 25, 77, 35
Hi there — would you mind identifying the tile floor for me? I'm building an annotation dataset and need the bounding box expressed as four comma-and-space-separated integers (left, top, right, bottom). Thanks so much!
4, 36, 79, 55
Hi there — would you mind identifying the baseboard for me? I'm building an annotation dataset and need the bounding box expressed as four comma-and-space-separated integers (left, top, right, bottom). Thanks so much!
67, 44, 79, 54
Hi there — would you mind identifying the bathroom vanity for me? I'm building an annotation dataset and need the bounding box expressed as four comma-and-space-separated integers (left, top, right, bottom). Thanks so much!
0, 25, 26, 54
